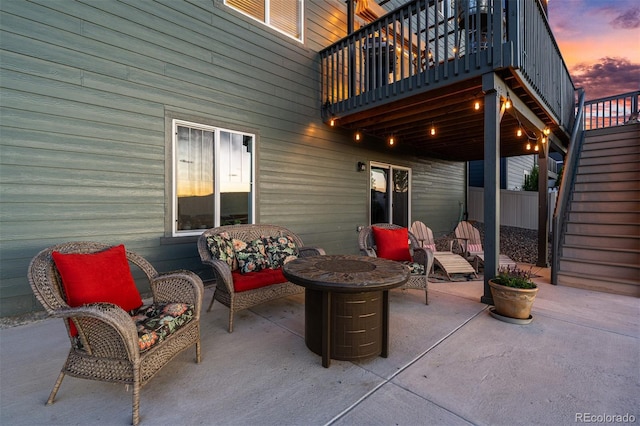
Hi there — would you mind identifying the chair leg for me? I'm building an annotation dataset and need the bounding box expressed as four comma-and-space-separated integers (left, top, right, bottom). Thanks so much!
195, 329, 202, 363
425, 288, 429, 305
228, 310, 234, 333
206, 294, 216, 312
132, 372, 140, 426
46, 371, 65, 405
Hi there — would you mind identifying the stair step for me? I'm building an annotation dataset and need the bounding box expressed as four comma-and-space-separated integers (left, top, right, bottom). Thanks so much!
569, 200, 638, 212
574, 180, 639, 192
567, 211, 640, 223
565, 222, 640, 235
576, 171, 639, 183
564, 233, 640, 250
556, 271, 640, 297
561, 245, 640, 264
573, 191, 640, 203
578, 162, 638, 174
558, 258, 639, 281
580, 144, 640, 160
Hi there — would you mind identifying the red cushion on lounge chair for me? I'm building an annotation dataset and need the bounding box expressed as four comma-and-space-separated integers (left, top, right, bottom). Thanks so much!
232, 268, 288, 292
371, 226, 413, 262
52, 245, 143, 336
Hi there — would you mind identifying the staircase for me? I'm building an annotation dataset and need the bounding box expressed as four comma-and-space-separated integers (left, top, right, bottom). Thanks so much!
556, 123, 640, 297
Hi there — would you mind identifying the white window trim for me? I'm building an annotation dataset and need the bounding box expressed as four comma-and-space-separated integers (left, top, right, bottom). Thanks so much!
224, 0, 305, 43
172, 119, 256, 237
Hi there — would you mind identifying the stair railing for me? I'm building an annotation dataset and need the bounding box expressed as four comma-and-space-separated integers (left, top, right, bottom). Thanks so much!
551, 88, 585, 284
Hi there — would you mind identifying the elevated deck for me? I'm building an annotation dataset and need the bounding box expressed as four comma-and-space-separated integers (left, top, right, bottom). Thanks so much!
320, 0, 575, 161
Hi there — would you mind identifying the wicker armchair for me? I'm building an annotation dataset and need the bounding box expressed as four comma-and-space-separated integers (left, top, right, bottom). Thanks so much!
27, 242, 204, 426
197, 224, 325, 332
358, 223, 434, 304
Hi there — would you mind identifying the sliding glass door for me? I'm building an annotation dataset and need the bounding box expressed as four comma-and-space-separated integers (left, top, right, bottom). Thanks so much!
370, 163, 410, 227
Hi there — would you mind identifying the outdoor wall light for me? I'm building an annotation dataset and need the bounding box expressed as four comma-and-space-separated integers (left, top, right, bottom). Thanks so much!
357, 162, 366, 172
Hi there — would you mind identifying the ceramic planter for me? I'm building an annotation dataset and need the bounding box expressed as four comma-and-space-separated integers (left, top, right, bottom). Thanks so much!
489, 279, 538, 320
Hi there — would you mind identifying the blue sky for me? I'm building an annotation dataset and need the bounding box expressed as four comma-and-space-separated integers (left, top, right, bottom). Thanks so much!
548, 0, 640, 99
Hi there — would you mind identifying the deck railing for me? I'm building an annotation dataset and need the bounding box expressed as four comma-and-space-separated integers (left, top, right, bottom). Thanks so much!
583, 91, 640, 130
320, 0, 575, 131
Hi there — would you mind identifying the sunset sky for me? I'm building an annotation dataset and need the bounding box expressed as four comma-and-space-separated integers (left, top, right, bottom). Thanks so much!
548, 0, 640, 100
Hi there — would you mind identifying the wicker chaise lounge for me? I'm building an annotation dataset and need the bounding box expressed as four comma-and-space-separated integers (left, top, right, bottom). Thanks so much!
197, 224, 325, 332
358, 223, 434, 304
27, 242, 204, 426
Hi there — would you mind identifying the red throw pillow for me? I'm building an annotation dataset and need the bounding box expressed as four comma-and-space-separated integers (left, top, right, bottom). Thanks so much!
372, 226, 412, 262
52, 244, 143, 314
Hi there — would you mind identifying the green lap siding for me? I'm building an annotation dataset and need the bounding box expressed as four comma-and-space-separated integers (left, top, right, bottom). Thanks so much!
0, 0, 464, 317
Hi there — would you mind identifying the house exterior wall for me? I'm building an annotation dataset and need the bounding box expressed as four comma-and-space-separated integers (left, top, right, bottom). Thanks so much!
0, 0, 465, 317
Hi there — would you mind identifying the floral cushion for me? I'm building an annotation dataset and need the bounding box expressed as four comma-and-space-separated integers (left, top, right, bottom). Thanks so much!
402, 261, 426, 276
263, 235, 298, 268
132, 303, 195, 352
72, 303, 195, 353
236, 238, 269, 274
206, 232, 237, 269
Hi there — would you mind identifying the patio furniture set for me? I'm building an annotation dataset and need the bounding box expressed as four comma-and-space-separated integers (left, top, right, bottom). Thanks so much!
26, 221, 500, 424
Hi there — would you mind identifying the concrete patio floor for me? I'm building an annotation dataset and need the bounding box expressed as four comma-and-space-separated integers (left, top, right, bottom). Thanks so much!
1, 264, 638, 426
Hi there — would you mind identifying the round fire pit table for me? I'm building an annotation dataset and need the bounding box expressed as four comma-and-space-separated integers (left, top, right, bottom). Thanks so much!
283, 254, 409, 368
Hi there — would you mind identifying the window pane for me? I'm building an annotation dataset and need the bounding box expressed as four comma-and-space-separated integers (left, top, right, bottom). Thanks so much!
370, 167, 389, 224
392, 169, 409, 227
176, 126, 214, 231
270, 0, 301, 39
220, 131, 253, 225
227, 0, 265, 20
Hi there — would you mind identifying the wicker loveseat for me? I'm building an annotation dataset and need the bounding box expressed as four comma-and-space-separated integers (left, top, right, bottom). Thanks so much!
197, 224, 325, 332
27, 242, 204, 426
358, 223, 434, 304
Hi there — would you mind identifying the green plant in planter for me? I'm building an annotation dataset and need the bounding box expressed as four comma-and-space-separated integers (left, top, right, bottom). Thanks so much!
493, 266, 537, 289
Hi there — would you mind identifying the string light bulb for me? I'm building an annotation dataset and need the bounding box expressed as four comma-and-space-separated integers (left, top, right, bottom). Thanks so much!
504, 96, 512, 109
354, 130, 361, 142
517, 127, 523, 137
388, 135, 395, 146
329, 117, 336, 127
534, 144, 539, 152
543, 127, 550, 135
541, 136, 546, 144
526, 142, 531, 150
430, 125, 436, 136
474, 101, 480, 111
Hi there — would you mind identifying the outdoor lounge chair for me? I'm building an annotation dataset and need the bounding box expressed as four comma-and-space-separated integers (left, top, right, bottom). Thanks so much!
454, 221, 516, 272
358, 223, 434, 304
27, 242, 204, 426
410, 221, 477, 280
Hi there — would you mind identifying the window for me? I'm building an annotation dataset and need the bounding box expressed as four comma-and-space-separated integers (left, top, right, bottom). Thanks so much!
225, 0, 304, 42
172, 120, 255, 236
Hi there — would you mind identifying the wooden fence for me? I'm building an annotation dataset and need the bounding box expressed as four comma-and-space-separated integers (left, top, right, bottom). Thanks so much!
467, 187, 557, 231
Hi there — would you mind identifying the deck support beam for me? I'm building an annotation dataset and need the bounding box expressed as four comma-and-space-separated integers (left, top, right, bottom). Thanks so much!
480, 72, 506, 305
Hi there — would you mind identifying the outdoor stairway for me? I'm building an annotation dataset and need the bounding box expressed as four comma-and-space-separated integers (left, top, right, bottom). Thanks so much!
556, 123, 640, 297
